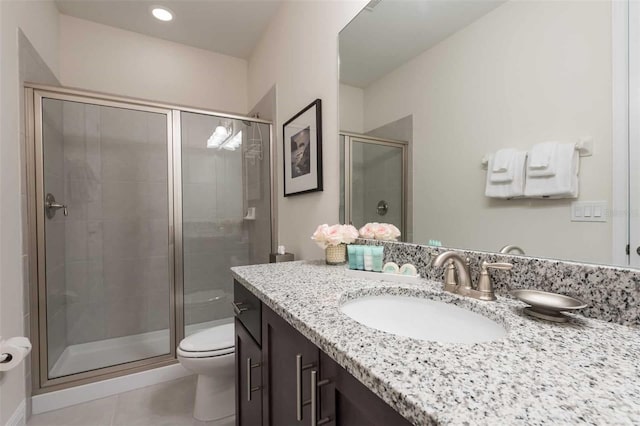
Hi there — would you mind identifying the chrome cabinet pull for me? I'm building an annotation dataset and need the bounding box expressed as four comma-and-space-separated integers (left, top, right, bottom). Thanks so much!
232, 301, 248, 315
310, 370, 331, 426
246, 357, 261, 402
295, 354, 315, 421
45, 193, 68, 219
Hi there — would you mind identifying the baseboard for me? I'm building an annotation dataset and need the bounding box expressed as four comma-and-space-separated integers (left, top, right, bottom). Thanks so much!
31, 363, 191, 415
6, 400, 26, 426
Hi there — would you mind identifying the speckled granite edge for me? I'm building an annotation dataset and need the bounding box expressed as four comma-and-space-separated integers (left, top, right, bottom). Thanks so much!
231, 261, 640, 425
357, 239, 640, 326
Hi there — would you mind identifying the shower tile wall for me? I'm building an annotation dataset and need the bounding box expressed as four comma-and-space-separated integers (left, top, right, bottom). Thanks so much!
42, 100, 66, 372
181, 113, 247, 327
59, 101, 169, 348
366, 115, 412, 241
349, 142, 403, 231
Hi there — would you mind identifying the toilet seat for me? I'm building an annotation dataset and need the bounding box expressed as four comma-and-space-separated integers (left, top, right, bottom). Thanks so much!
178, 322, 234, 358
177, 346, 234, 358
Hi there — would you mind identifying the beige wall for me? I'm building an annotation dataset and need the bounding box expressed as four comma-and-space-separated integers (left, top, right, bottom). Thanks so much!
248, 0, 368, 260
363, 0, 612, 263
339, 83, 364, 134
59, 14, 248, 114
1, 1, 60, 423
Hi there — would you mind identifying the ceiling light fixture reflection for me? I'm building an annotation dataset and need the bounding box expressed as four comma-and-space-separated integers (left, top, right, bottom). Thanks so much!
221, 131, 242, 151
207, 125, 230, 148
152, 6, 173, 21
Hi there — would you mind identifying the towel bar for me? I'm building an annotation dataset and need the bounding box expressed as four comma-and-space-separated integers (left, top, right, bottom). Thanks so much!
481, 138, 593, 169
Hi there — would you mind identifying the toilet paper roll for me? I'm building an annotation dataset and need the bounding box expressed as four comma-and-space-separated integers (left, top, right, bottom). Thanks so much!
0, 337, 32, 372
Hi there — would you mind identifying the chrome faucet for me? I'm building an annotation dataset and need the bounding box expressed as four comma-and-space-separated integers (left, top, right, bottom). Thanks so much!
499, 245, 525, 255
432, 251, 513, 301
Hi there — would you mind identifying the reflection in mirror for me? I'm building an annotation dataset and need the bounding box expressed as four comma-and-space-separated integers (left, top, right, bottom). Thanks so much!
339, 133, 408, 240
339, 0, 629, 266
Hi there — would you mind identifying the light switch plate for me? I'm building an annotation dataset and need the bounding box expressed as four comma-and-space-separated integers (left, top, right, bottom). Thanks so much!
571, 201, 608, 222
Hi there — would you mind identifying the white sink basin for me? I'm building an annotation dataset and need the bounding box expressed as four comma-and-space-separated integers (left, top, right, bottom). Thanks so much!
340, 295, 506, 344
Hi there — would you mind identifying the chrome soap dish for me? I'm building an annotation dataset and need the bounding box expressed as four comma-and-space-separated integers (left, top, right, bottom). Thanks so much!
510, 289, 587, 322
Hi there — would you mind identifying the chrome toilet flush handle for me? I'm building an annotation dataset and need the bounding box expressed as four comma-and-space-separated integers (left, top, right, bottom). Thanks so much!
232, 301, 248, 315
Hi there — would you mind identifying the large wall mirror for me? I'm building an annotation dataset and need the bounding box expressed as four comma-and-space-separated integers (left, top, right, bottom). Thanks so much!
339, 0, 639, 268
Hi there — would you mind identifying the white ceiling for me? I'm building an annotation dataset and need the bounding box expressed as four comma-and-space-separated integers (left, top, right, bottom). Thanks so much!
55, 0, 283, 59
340, 0, 505, 88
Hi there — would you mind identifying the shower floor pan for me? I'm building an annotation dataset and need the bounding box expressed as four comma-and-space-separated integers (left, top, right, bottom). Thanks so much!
49, 318, 230, 379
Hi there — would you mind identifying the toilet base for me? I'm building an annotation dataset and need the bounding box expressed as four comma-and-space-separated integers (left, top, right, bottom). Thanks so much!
193, 374, 235, 421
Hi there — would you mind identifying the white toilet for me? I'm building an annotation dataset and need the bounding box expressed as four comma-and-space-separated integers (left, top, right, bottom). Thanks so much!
177, 322, 235, 421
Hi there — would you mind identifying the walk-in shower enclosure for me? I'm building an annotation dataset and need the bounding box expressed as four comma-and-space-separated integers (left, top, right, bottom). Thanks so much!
339, 133, 408, 239
25, 85, 274, 393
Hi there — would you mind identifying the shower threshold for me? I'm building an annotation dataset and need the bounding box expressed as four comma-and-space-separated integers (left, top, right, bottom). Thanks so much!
49, 318, 231, 379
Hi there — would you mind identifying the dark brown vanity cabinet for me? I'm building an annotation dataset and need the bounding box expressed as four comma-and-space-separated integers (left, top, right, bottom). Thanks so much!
236, 318, 263, 426
262, 306, 320, 425
234, 280, 412, 426
318, 353, 411, 426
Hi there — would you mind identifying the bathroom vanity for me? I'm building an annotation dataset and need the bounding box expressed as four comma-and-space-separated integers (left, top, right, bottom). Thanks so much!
233, 280, 410, 426
232, 260, 640, 425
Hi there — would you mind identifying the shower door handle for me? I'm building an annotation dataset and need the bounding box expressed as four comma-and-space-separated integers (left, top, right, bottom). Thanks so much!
45, 193, 68, 218
376, 200, 388, 216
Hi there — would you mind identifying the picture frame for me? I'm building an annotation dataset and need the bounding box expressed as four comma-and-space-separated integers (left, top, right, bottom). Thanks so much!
283, 99, 323, 196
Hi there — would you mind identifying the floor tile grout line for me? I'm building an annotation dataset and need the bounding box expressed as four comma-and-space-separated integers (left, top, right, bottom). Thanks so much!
109, 394, 119, 426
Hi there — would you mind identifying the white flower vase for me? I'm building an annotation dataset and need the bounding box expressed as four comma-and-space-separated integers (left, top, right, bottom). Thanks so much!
325, 244, 347, 265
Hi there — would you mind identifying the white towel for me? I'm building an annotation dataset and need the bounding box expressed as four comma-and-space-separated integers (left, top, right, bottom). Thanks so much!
528, 142, 557, 177
524, 143, 579, 198
490, 148, 517, 183
485, 151, 526, 199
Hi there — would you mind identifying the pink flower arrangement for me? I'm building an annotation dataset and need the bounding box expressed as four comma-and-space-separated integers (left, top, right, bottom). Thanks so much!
311, 224, 359, 249
358, 222, 401, 241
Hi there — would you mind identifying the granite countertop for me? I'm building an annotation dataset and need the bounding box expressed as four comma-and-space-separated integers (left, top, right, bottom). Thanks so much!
231, 261, 640, 425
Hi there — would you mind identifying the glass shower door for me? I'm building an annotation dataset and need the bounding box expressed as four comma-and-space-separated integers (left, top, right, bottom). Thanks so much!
180, 112, 271, 336
39, 96, 174, 380
342, 135, 407, 237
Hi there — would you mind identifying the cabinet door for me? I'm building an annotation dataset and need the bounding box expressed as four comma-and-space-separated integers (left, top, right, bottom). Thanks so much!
236, 319, 263, 426
319, 352, 412, 426
262, 306, 320, 426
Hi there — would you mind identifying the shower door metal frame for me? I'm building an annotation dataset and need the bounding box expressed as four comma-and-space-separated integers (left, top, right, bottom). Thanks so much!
25, 84, 275, 394
341, 132, 409, 240
27, 87, 178, 393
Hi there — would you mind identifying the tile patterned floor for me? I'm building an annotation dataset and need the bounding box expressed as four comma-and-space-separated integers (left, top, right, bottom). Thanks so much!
27, 376, 235, 426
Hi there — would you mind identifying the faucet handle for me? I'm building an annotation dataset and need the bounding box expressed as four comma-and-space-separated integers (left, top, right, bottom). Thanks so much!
476, 261, 513, 301
482, 261, 513, 271
443, 260, 458, 292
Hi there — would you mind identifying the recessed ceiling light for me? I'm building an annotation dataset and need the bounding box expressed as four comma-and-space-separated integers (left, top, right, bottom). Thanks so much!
151, 6, 173, 22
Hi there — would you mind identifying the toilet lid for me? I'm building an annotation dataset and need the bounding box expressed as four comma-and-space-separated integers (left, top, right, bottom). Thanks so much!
179, 323, 234, 352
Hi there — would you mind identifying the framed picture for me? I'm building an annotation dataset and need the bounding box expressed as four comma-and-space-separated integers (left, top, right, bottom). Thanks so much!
283, 99, 323, 196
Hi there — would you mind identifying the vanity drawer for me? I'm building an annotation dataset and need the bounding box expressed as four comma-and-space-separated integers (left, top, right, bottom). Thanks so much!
233, 280, 262, 345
